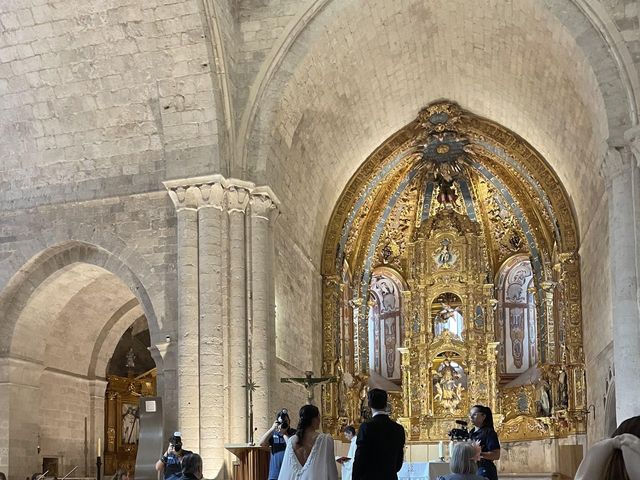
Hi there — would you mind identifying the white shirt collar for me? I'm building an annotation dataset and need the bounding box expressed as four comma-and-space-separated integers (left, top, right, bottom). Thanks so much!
372, 410, 388, 417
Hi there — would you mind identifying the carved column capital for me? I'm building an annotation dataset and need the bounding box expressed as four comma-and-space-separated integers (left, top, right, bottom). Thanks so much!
250, 186, 281, 220
600, 145, 633, 185
226, 182, 252, 213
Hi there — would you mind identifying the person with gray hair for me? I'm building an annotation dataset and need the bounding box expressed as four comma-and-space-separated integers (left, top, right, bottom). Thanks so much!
437, 442, 488, 480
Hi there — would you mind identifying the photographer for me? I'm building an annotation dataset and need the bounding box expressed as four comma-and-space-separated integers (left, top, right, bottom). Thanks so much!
155, 432, 193, 480
469, 405, 500, 480
258, 408, 295, 480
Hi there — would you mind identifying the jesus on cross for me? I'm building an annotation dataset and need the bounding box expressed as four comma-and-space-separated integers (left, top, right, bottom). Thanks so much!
281, 370, 336, 405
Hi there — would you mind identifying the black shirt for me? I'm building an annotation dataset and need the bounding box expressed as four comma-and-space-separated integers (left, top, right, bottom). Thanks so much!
469, 427, 500, 466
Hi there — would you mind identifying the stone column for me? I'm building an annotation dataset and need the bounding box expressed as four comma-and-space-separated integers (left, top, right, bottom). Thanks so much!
198, 180, 226, 474
248, 189, 280, 434
226, 182, 251, 443
164, 175, 280, 469
602, 142, 640, 423
165, 183, 201, 451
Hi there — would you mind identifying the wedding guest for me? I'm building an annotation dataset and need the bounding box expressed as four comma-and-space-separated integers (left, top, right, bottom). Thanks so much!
469, 405, 500, 480
181, 453, 203, 480
258, 408, 296, 480
575, 415, 640, 480
336, 425, 357, 480
437, 442, 487, 480
277, 404, 338, 479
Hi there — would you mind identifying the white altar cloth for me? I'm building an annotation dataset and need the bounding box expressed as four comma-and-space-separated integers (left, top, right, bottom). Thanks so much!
398, 461, 449, 480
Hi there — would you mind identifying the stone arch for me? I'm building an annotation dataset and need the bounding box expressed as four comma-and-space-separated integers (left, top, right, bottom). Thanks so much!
0, 241, 162, 479
0, 240, 160, 360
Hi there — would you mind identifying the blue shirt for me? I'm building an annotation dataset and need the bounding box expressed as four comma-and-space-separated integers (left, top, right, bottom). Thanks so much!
268, 431, 288, 479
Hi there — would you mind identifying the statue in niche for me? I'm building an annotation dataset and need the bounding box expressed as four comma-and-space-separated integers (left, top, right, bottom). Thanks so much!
434, 239, 458, 269
433, 359, 465, 414
557, 369, 569, 409
434, 304, 463, 338
536, 379, 552, 417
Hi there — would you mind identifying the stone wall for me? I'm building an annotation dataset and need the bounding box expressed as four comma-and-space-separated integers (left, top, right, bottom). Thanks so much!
0, 0, 221, 210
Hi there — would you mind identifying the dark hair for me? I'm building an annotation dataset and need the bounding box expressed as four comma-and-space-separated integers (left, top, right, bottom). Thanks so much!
295, 404, 320, 443
344, 425, 356, 436
612, 416, 640, 438
111, 469, 128, 480
0, 472, 6, 480
181, 453, 202, 476
602, 415, 640, 480
472, 404, 494, 429
368, 388, 388, 410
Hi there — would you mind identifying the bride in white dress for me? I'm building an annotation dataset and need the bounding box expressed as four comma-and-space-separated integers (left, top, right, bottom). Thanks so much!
277, 404, 339, 480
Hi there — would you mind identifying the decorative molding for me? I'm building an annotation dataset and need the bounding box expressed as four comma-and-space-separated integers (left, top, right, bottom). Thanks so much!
163, 175, 280, 219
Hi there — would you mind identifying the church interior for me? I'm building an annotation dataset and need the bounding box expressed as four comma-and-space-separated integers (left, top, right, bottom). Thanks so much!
1, 0, 640, 479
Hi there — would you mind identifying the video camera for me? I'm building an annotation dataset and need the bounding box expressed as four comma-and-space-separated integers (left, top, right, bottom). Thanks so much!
447, 420, 470, 441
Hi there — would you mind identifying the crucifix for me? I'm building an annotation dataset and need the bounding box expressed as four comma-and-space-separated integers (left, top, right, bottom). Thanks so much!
281, 370, 336, 405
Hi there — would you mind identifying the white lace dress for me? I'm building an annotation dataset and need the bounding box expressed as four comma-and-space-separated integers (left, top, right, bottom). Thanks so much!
277, 433, 339, 480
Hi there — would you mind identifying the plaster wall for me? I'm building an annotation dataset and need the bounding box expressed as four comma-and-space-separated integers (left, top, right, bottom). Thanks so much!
579, 190, 614, 444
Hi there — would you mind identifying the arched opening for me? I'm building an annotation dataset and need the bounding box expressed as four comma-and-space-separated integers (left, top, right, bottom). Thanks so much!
0, 242, 159, 480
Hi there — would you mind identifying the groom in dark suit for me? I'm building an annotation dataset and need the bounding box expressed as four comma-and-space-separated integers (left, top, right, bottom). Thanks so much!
352, 388, 406, 480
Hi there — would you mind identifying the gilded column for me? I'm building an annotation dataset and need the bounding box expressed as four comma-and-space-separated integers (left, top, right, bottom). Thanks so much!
602, 143, 640, 422
227, 182, 251, 442
540, 281, 557, 364
248, 188, 280, 434
164, 182, 202, 451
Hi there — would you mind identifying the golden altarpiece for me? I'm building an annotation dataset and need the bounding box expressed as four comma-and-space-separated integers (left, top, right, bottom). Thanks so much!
103, 370, 156, 475
320, 102, 586, 471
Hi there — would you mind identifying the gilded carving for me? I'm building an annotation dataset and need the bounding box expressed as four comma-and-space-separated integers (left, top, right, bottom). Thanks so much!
321, 101, 584, 442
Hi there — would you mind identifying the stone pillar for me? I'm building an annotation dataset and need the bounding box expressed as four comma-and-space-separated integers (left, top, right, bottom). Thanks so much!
602, 142, 640, 422
198, 181, 226, 473
248, 189, 280, 434
164, 176, 280, 473
166, 184, 201, 451
226, 182, 251, 443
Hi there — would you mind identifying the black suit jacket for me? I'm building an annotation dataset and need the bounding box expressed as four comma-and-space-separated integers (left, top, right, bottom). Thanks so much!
352, 414, 406, 480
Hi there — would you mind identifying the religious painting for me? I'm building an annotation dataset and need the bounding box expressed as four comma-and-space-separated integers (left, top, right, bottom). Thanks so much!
121, 404, 140, 444
497, 256, 537, 374
368, 269, 404, 382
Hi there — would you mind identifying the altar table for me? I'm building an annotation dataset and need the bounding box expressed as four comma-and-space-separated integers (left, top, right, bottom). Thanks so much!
398, 461, 450, 480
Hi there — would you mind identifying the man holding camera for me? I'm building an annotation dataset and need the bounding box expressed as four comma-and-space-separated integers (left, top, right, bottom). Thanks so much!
258, 409, 295, 480
155, 432, 193, 480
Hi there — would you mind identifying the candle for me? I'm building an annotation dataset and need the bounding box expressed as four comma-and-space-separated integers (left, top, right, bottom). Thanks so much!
449, 441, 454, 459
97, 437, 101, 457
438, 441, 444, 459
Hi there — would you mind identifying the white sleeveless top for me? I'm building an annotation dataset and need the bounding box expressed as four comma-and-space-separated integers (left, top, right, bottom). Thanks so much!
277, 433, 339, 480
